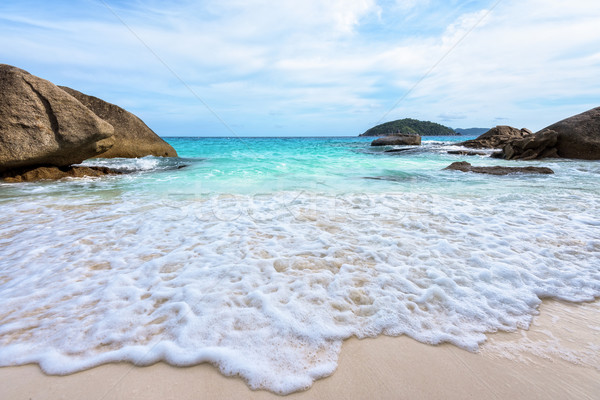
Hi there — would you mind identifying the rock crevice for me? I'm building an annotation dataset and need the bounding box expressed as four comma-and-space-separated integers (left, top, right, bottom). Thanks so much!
23, 77, 60, 139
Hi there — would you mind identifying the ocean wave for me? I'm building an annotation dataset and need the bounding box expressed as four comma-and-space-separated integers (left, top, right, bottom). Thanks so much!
0, 190, 598, 393
79, 156, 199, 173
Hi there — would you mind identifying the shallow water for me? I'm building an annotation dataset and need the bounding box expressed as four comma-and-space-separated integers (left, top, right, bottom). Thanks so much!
0, 136, 599, 393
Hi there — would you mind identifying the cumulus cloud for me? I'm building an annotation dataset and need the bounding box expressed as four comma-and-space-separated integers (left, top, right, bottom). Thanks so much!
0, 0, 598, 135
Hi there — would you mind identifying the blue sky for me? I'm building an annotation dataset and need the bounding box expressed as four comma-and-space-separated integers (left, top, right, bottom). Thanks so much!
1, 0, 599, 136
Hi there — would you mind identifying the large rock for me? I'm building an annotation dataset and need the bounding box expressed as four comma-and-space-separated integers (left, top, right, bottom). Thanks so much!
371, 135, 421, 146
459, 126, 532, 149
60, 86, 177, 158
443, 161, 554, 175
496, 107, 600, 160
0, 64, 115, 172
499, 107, 600, 160
547, 107, 600, 159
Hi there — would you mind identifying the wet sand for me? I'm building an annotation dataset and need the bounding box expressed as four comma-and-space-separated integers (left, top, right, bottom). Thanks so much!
1, 300, 598, 400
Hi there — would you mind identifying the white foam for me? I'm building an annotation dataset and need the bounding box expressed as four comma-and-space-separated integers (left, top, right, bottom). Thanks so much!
78, 156, 181, 172
482, 300, 600, 370
0, 189, 599, 393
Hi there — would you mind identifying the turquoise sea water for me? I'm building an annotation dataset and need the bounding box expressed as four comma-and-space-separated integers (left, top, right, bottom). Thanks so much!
0, 136, 599, 393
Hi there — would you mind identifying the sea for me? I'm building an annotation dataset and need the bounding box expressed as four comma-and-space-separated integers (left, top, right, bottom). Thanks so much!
0, 136, 599, 394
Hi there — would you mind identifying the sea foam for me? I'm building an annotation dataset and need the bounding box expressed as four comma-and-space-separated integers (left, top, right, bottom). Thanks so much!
1, 185, 599, 393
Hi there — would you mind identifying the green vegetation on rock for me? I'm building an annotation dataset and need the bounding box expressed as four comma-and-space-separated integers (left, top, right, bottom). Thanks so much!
360, 118, 457, 136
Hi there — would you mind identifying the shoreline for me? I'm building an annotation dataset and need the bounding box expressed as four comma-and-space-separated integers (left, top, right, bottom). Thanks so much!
1, 299, 598, 399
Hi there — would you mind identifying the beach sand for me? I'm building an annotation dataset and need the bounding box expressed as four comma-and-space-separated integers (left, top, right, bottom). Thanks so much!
1, 299, 598, 400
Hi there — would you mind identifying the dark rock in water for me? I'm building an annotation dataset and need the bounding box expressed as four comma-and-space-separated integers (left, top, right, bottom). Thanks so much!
2, 165, 121, 182
458, 126, 531, 149
0, 64, 115, 173
499, 107, 600, 160
60, 86, 177, 158
371, 135, 421, 146
447, 150, 489, 156
363, 175, 414, 182
443, 161, 554, 175
501, 130, 559, 160
384, 148, 414, 153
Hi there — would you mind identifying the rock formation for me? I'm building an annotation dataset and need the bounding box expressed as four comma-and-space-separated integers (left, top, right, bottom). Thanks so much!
547, 107, 600, 159
60, 86, 177, 158
459, 126, 532, 149
2, 166, 120, 182
0, 64, 115, 173
500, 130, 559, 160
499, 107, 600, 160
371, 135, 421, 146
443, 161, 554, 175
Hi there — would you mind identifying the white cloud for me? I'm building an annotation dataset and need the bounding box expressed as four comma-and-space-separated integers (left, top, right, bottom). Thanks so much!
0, 0, 599, 135
441, 9, 491, 46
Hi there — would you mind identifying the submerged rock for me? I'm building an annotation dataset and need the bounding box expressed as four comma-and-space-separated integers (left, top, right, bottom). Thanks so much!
60, 86, 177, 158
459, 126, 531, 149
2, 165, 121, 182
447, 150, 489, 156
371, 135, 421, 146
0, 64, 115, 173
443, 161, 554, 175
384, 148, 414, 153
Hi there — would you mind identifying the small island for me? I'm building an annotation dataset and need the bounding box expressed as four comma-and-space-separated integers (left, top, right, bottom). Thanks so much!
360, 118, 458, 136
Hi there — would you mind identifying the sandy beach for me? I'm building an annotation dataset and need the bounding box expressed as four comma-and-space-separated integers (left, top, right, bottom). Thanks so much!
1, 299, 598, 400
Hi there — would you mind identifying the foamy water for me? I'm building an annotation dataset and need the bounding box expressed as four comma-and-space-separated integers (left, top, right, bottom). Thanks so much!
0, 137, 599, 393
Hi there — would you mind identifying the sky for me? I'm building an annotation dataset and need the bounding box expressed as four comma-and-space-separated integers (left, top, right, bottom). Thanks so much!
1, 0, 599, 137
